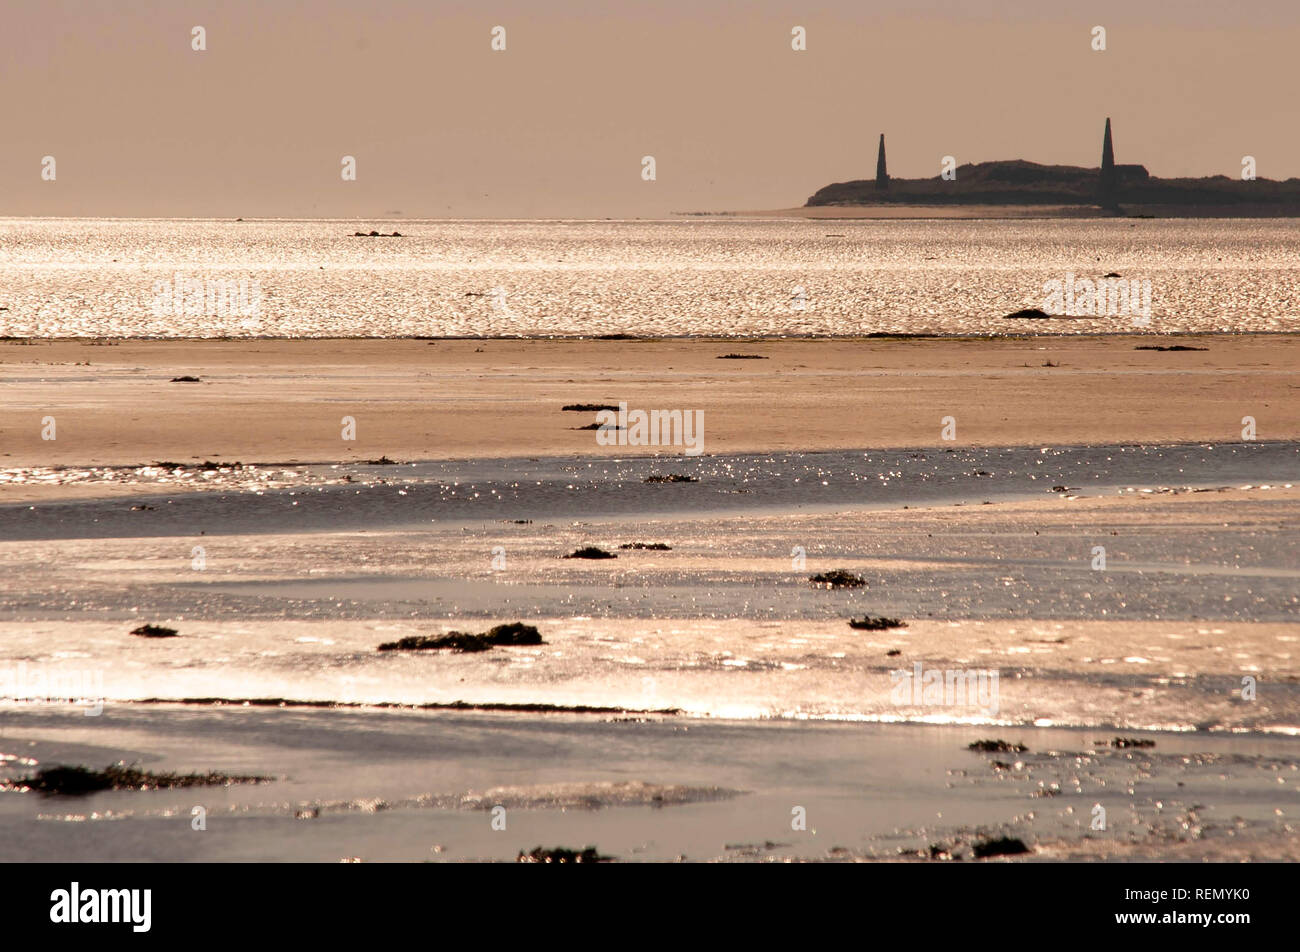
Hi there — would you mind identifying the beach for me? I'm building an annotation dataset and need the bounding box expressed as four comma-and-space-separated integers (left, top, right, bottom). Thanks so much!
2, 332, 1297, 861
2, 334, 1296, 475
9, 0, 1300, 919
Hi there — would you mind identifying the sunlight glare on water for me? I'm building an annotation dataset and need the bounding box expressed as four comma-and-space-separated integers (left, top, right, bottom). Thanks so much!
2, 217, 1299, 337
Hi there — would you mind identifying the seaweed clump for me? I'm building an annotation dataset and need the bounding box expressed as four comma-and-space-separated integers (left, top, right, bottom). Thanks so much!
619, 542, 671, 550
967, 739, 1028, 753
564, 547, 617, 560
809, 570, 866, 589
971, 836, 1031, 859
130, 624, 178, 638
153, 460, 237, 472
378, 622, 543, 653
517, 845, 612, 864
6, 763, 268, 796
848, 616, 906, 630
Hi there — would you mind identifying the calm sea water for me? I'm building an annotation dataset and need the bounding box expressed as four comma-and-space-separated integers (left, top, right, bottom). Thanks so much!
1, 217, 1299, 337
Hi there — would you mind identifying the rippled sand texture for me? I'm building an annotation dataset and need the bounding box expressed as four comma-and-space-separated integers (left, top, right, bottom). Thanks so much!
2, 218, 1300, 337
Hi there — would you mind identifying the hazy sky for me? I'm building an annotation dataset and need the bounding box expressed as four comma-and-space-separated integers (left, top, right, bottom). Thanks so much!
4, 0, 1298, 218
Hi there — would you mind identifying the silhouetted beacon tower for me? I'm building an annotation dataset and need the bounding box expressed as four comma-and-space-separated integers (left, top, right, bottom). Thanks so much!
1099, 117, 1116, 197
875, 134, 889, 190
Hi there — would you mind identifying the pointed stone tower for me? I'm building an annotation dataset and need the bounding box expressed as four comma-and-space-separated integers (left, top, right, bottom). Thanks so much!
1099, 117, 1116, 197
875, 134, 889, 190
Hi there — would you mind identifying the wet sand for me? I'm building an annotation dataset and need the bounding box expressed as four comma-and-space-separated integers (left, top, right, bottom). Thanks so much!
1, 334, 1296, 475
2, 705, 1296, 862
2, 334, 1297, 861
3, 481, 1296, 861
1, 486, 1296, 728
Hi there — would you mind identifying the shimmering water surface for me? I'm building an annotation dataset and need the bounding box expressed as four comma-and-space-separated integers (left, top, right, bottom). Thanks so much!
2, 708, 1295, 862
1, 443, 1297, 735
2, 218, 1299, 337
5, 441, 1297, 540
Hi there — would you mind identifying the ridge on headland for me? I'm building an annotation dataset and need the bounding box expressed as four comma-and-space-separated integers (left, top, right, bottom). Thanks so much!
806, 120, 1300, 213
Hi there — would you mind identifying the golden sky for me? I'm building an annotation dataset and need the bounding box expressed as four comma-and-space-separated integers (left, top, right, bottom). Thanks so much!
4, 0, 1297, 217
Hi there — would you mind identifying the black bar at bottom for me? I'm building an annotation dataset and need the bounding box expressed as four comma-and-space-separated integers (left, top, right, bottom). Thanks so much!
0, 862, 1274, 938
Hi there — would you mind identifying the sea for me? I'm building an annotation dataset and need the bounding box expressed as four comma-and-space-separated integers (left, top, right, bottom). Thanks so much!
2, 217, 1299, 337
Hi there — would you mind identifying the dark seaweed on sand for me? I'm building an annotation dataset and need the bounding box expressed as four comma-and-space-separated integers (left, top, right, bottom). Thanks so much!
562, 403, 620, 412
564, 547, 617, 559
1134, 345, 1208, 352
154, 460, 238, 472
967, 739, 1028, 753
6, 763, 268, 795
849, 616, 906, 630
517, 845, 612, 863
130, 623, 178, 638
1101, 736, 1156, 749
809, 570, 866, 589
971, 836, 1031, 859
716, 353, 768, 360
619, 542, 672, 550
378, 622, 543, 653
169, 375, 201, 383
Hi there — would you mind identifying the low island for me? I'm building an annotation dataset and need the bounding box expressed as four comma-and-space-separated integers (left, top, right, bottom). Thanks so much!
800, 119, 1300, 217
762, 119, 1300, 219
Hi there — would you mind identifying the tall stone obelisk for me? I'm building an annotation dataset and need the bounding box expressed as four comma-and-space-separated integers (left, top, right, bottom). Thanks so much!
875, 134, 889, 190
1099, 117, 1116, 197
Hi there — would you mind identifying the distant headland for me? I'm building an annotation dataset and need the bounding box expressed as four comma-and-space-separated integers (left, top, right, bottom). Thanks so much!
800, 119, 1300, 218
